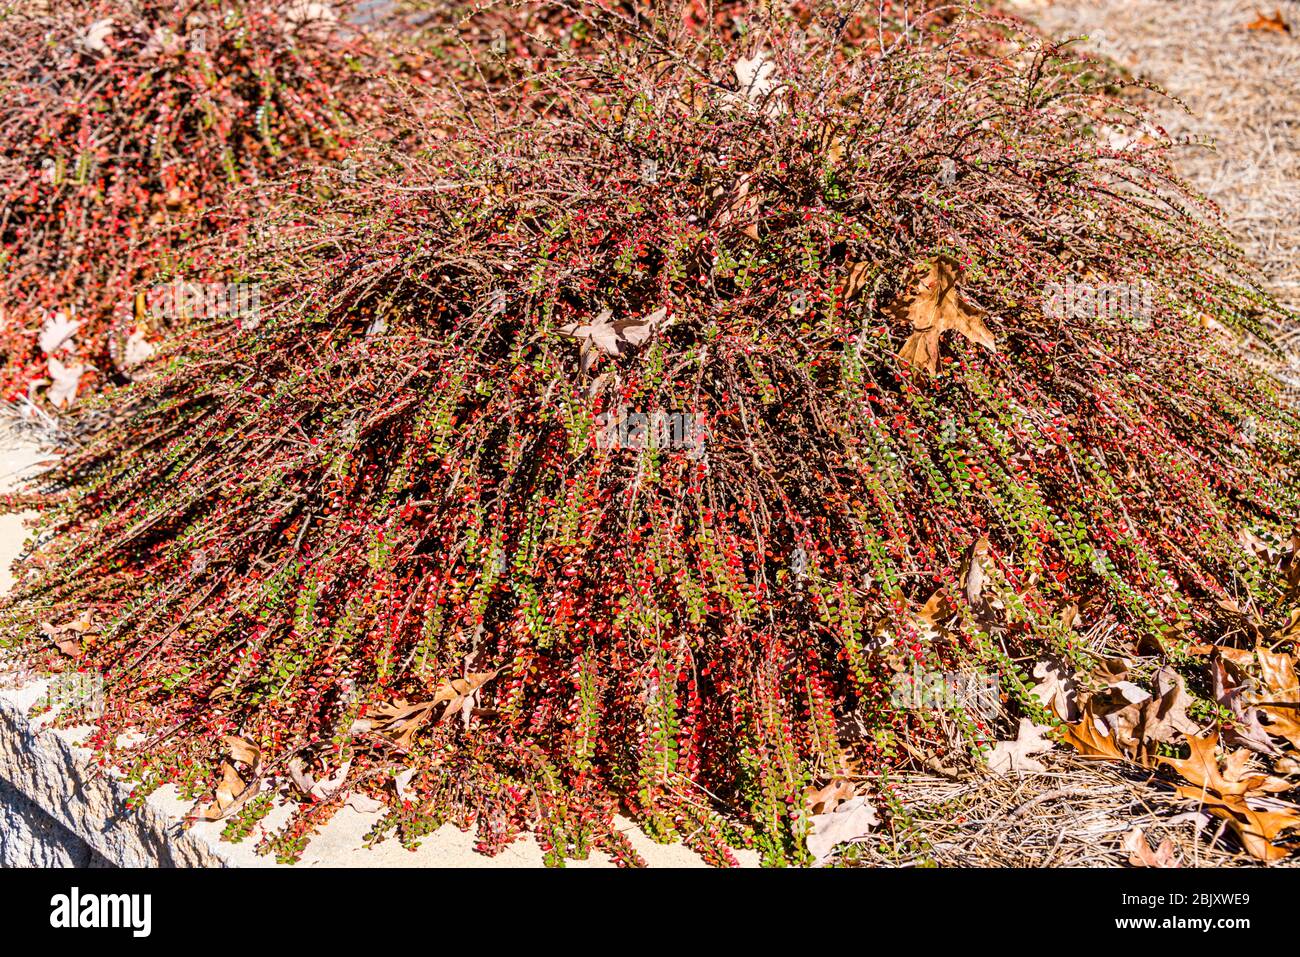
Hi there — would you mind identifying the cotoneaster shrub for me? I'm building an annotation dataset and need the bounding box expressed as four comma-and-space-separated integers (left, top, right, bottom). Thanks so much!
0, 0, 416, 399
4, 1, 1299, 865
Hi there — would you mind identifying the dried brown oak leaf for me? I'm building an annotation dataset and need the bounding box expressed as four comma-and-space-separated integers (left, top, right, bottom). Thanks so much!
1123, 827, 1180, 868
892, 257, 997, 374
1256, 644, 1300, 751
1246, 9, 1291, 32
712, 173, 761, 241
559, 307, 670, 373
986, 718, 1055, 774
353, 669, 502, 747
1159, 732, 1299, 861
803, 779, 855, 816
806, 795, 879, 864
1031, 658, 1079, 722
1059, 710, 1128, 762
196, 736, 261, 821
39, 610, 95, 659
1211, 650, 1280, 756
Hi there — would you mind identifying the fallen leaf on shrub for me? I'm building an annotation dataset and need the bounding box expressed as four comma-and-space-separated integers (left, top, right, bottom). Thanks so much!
393, 767, 417, 802
438, 669, 502, 724
560, 307, 670, 372
807, 795, 879, 864
893, 257, 997, 374
804, 779, 855, 815
713, 172, 760, 239
987, 718, 1055, 773
39, 611, 94, 658
958, 535, 994, 611
222, 735, 260, 769
287, 756, 316, 795
1123, 827, 1180, 868
38, 311, 81, 355
46, 356, 89, 409
735, 51, 779, 99
722, 51, 786, 115
121, 330, 156, 368
45, 633, 82, 658
353, 669, 502, 746
1246, 9, 1290, 32
80, 17, 115, 54
196, 761, 258, 821
1031, 659, 1079, 722
1285, 528, 1300, 596
843, 261, 874, 301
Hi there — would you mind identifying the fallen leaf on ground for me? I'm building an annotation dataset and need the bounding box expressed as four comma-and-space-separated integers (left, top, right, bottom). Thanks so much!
1246, 9, 1290, 32
1031, 659, 1079, 722
1211, 651, 1280, 756
1159, 731, 1288, 797
1255, 644, 1300, 750
345, 791, 383, 814
987, 718, 1055, 774
1159, 732, 1298, 861
1123, 827, 1180, 867
807, 795, 879, 864
1135, 667, 1201, 745
892, 257, 997, 374
1059, 709, 1128, 761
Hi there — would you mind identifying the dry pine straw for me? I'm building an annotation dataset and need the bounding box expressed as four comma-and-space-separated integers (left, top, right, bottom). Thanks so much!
854, 753, 1300, 868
